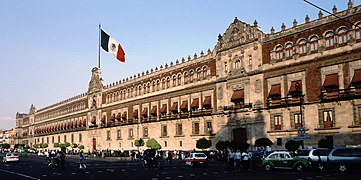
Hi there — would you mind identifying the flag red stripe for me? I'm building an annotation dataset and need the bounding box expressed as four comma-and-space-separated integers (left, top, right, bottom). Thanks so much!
117, 44, 125, 62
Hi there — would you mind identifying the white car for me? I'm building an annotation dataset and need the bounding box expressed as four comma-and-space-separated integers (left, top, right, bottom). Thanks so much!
184, 152, 208, 167
3, 153, 20, 163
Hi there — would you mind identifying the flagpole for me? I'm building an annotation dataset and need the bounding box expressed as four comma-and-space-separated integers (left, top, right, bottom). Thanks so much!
98, 24, 101, 69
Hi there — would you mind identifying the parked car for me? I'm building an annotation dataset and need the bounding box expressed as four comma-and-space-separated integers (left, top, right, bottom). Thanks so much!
262, 151, 309, 172
296, 148, 331, 170
327, 148, 361, 172
3, 153, 20, 163
184, 152, 208, 167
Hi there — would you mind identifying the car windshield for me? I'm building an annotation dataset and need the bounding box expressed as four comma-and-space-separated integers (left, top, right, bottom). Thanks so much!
297, 150, 310, 156
312, 149, 330, 156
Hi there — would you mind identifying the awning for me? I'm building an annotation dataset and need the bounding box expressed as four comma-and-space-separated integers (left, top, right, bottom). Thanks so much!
190, 98, 199, 108
150, 106, 157, 115
160, 104, 167, 113
202, 96, 212, 106
141, 108, 148, 116
323, 73, 339, 87
269, 84, 281, 96
231, 90, 244, 103
170, 102, 178, 112
289, 81, 302, 93
133, 110, 139, 117
351, 69, 361, 84
180, 100, 188, 110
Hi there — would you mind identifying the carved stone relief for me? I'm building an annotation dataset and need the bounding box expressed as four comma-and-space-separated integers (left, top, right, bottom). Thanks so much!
254, 79, 262, 93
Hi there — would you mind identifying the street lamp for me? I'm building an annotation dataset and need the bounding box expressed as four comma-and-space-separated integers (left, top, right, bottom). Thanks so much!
295, 82, 305, 149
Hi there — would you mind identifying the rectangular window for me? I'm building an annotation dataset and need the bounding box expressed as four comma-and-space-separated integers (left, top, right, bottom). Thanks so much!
176, 123, 183, 136
143, 127, 148, 138
323, 110, 333, 128
180, 141, 183, 147
117, 129, 121, 139
64, 135, 66, 143
277, 138, 282, 146
274, 115, 282, 130
205, 121, 213, 134
129, 128, 133, 138
42, 138, 44, 144
106, 130, 111, 140
58, 136, 60, 143
162, 125, 168, 137
164, 141, 167, 147
71, 134, 74, 143
294, 113, 301, 129
52, 136, 54, 144
193, 122, 200, 135
79, 133, 82, 142
46, 137, 49, 144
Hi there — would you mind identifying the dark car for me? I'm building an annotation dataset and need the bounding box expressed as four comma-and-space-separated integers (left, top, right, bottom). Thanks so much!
327, 148, 361, 172
296, 148, 331, 170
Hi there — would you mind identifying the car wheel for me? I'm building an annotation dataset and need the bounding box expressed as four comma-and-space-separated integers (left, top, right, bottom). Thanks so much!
338, 164, 347, 173
295, 164, 305, 172
264, 164, 272, 171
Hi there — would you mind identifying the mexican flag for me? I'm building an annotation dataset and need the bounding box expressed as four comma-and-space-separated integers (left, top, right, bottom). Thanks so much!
101, 29, 125, 62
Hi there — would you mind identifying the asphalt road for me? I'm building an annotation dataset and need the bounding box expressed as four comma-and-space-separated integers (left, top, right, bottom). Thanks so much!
0, 153, 360, 180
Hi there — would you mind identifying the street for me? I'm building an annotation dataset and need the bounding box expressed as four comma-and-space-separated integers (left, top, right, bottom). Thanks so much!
0, 153, 360, 180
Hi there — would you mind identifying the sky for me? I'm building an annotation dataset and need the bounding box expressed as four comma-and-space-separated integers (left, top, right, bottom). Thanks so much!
0, 0, 354, 130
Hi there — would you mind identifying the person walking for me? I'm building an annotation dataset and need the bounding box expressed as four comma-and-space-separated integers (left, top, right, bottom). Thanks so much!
227, 149, 235, 171
60, 150, 66, 170
79, 151, 86, 170
167, 151, 173, 165
44, 150, 51, 164
234, 150, 241, 171
242, 151, 250, 171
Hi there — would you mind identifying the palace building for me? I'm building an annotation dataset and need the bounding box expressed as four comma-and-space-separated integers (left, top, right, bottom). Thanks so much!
14, 1, 361, 151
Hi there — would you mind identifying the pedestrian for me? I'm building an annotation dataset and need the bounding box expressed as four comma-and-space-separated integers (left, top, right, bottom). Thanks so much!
167, 151, 173, 165
242, 151, 250, 171
44, 150, 51, 164
131, 151, 136, 161
227, 149, 234, 170
60, 149, 66, 170
234, 150, 241, 171
79, 151, 86, 170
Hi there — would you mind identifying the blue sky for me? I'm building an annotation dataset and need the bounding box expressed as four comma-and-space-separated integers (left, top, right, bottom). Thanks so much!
0, 0, 353, 130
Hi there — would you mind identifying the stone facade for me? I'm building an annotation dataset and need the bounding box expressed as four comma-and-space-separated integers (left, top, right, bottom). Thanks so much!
13, 2, 361, 151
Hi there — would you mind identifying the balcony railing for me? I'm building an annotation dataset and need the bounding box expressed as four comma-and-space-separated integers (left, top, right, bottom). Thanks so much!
320, 88, 361, 102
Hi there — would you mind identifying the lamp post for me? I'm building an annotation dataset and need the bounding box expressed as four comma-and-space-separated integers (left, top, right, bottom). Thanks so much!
295, 82, 305, 149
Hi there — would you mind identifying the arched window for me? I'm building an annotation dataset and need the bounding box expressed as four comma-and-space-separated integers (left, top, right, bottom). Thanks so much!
298, 39, 307, 54
275, 45, 283, 60
172, 75, 177, 86
156, 80, 160, 91
356, 23, 361, 40
309, 36, 319, 52
161, 78, 166, 89
190, 70, 194, 81
138, 85, 142, 95
235, 60, 240, 69
147, 83, 150, 93
202, 66, 208, 78
177, 74, 182, 85
134, 87, 138, 96
166, 77, 170, 88
143, 84, 147, 94
338, 27, 348, 44
285, 43, 293, 58
152, 81, 156, 92
197, 68, 202, 79
325, 31, 334, 48
184, 72, 189, 83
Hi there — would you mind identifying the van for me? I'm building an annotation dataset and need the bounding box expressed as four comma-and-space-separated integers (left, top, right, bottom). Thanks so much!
296, 148, 331, 170
327, 148, 361, 172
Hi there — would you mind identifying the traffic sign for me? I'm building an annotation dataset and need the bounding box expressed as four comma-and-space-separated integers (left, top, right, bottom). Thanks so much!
293, 135, 310, 141
298, 127, 306, 135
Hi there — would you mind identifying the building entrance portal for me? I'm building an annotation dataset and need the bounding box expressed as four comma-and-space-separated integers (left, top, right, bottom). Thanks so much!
233, 128, 247, 144
92, 138, 96, 150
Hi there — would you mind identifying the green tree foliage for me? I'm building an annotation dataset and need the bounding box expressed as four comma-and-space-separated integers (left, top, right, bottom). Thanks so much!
59, 143, 66, 148
134, 138, 145, 147
65, 142, 71, 147
41, 143, 48, 148
146, 138, 161, 150
318, 139, 333, 149
24, 145, 30, 149
72, 143, 78, 148
54, 143, 59, 148
32, 144, 38, 148
196, 138, 212, 150
285, 140, 300, 152
78, 145, 85, 149
1, 143, 10, 149
255, 138, 273, 147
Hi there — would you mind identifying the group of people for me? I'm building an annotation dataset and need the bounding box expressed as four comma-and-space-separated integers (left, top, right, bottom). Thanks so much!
44, 149, 67, 170
227, 149, 252, 171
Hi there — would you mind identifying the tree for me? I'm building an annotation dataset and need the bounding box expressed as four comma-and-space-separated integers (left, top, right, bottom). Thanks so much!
285, 140, 300, 152
32, 144, 38, 149
196, 138, 212, 150
146, 138, 161, 150
318, 139, 333, 149
54, 143, 59, 148
215, 141, 230, 151
134, 138, 145, 148
72, 143, 78, 148
1, 143, 10, 149
255, 138, 273, 147
78, 145, 85, 149
41, 143, 48, 148
65, 142, 71, 147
